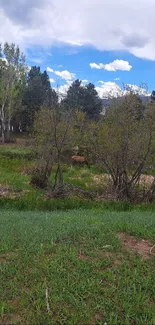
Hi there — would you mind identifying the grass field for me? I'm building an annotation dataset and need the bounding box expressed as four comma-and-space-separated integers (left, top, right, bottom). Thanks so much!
0, 209, 155, 325
0, 143, 155, 324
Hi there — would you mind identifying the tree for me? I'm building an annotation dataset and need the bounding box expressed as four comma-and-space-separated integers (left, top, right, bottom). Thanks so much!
83, 83, 103, 118
63, 79, 84, 111
43, 88, 59, 109
22, 67, 57, 131
32, 105, 76, 188
0, 42, 26, 142
62, 79, 103, 119
22, 72, 45, 130
151, 90, 155, 103
86, 93, 154, 200
27, 66, 41, 81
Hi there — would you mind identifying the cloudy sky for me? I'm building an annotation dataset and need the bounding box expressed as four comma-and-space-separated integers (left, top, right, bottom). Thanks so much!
0, 0, 155, 97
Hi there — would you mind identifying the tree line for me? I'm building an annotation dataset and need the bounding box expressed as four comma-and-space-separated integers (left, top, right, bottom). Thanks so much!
0, 43, 103, 143
32, 91, 155, 202
1, 42, 155, 202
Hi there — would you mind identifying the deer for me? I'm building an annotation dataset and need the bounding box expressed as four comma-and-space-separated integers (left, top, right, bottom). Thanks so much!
71, 155, 89, 167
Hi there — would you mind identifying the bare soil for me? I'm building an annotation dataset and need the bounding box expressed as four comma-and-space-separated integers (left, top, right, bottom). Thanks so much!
0, 185, 24, 199
119, 232, 155, 260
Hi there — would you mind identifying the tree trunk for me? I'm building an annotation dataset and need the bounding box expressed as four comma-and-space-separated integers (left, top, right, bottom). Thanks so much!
6, 117, 11, 143
1, 123, 5, 144
53, 154, 64, 188
1, 104, 5, 144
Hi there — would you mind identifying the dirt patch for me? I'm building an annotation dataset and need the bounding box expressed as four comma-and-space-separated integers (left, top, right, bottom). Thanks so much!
119, 232, 155, 260
77, 249, 92, 262
0, 250, 19, 263
140, 174, 154, 185
21, 167, 33, 176
0, 185, 24, 199
92, 173, 154, 186
0, 313, 22, 325
92, 174, 111, 185
91, 313, 104, 324
96, 193, 117, 201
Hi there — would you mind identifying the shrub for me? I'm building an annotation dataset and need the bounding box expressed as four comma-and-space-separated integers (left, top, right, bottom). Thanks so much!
30, 167, 49, 189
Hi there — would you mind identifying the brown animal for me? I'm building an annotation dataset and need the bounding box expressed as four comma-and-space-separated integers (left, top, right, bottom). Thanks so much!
71, 155, 89, 166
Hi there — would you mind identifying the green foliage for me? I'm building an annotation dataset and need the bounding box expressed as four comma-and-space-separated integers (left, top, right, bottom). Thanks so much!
0, 42, 26, 142
62, 79, 103, 119
86, 93, 155, 200
33, 107, 85, 188
151, 90, 155, 102
22, 66, 58, 131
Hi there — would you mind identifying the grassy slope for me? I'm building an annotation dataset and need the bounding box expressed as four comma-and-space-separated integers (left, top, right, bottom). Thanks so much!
0, 209, 155, 325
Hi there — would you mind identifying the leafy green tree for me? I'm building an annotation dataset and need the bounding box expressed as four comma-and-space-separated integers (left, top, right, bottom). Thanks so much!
86, 93, 154, 200
0, 42, 26, 143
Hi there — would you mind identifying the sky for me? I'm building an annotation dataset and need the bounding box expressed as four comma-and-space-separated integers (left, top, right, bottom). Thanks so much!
0, 0, 155, 98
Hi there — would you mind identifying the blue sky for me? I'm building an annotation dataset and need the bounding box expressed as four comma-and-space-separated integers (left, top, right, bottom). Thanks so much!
1, 0, 155, 97
26, 45, 154, 97
27, 46, 155, 87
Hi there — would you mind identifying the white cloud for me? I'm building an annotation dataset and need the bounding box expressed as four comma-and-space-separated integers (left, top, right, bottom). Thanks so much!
54, 69, 76, 81
114, 78, 120, 81
95, 82, 150, 99
49, 78, 55, 83
90, 63, 101, 69
26, 65, 31, 72
54, 80, 150, 100
47, 67, 54, 73
124, 84, 150, 96
82, 79, 88, 84
1, 0, 155, 60
46, 67, 75, 82
96, 82, 123, 98
90, 60, 132, 72
55, 84, 70, 100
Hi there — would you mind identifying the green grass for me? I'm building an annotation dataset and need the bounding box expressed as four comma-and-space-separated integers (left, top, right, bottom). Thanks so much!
1, 147, 155, 213
0, 144, 155, 324
0, 209, 155, 325
0, 144, 34, 160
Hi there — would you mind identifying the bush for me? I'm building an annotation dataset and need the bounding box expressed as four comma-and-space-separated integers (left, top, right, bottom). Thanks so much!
30, 167, 49, 189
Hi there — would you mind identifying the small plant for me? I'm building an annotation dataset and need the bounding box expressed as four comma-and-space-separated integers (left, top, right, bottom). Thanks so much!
80, 168, 90, 177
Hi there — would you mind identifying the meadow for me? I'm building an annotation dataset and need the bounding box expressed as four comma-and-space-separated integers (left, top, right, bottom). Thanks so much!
0, 143, 155, 325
